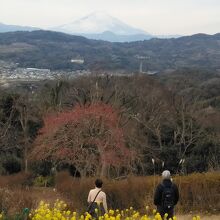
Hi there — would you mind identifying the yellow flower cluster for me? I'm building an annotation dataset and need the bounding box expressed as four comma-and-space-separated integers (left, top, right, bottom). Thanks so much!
28, 200, 201, 220
30, 200, 77, 220
0, 213, 3, 220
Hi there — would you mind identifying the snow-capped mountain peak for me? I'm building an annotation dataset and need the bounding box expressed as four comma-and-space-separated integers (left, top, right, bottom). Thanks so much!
55, 11, 147, 36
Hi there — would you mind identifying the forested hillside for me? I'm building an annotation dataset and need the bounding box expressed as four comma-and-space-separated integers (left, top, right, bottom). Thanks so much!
0, 31, 220, 71
0, 71, 219, 176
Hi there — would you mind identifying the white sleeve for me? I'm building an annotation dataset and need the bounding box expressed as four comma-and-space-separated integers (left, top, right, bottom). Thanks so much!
87, 190, 92, 203
102, 192, 108, 213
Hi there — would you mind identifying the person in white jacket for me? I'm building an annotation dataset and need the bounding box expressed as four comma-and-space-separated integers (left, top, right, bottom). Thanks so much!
87, 179, 108, 217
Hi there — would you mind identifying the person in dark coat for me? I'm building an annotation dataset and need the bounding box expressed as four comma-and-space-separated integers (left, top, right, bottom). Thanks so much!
154, 170, 179, 219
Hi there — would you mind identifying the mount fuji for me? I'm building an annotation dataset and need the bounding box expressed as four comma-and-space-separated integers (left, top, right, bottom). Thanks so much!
52, 12, 153, 42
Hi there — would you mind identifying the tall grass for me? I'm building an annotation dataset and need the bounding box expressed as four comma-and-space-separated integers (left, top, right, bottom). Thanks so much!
56, 172, 220, 213
0, 172, 219, 215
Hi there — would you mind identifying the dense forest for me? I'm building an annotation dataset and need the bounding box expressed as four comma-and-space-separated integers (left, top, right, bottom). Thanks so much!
0, 69, 219, 177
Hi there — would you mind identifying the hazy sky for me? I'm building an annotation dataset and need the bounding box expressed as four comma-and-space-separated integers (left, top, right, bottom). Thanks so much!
0, 0, 219, 35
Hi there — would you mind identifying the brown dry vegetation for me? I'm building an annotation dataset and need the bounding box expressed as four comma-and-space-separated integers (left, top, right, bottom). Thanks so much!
0, 172, 219, 216
55, 172, 220, 213
0, 172, 220, 216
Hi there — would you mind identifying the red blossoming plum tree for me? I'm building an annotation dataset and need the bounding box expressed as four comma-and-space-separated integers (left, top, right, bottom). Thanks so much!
30, 103, 133, 177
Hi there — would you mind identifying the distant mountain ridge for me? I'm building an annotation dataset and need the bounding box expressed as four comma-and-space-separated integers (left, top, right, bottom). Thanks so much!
0, 22, 39, 33
0, 30, 219, 71
80, 31, 152, 42
0, 12, 180, 42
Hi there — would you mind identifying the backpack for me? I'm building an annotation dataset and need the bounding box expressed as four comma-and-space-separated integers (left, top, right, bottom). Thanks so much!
161, 183, 174, 209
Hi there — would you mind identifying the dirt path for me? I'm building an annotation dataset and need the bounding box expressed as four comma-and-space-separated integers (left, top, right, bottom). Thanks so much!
176, 215, 219, 220
30, 187, 63, 204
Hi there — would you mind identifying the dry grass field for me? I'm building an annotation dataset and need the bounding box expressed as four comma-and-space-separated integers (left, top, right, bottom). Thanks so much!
0, 172, 219, 218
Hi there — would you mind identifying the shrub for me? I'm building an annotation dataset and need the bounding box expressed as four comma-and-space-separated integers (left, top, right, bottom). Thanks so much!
0, 188, 35, 216
33, 175, 54, 187
0, 172, 33, 188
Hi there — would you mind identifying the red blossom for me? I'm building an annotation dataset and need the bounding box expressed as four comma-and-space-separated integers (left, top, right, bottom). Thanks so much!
30, 103, 132, 176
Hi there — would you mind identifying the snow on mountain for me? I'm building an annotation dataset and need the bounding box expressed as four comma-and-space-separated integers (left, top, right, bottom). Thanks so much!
81, 31, 153, 42
53, 12, 149, 36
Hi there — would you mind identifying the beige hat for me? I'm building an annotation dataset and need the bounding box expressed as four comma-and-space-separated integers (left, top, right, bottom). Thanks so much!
162, 170, 171, 179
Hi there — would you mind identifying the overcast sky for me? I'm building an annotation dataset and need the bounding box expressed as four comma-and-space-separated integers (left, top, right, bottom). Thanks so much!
0, 0, 219, 35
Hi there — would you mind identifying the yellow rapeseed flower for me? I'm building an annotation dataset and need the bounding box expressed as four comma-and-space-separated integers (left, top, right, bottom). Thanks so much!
29, 200, 203, 220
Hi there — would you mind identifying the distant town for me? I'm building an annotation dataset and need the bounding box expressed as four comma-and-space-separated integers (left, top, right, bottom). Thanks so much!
0, 59, 159, 88
0, 60, 91, 87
